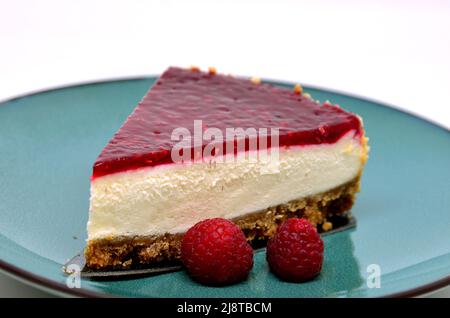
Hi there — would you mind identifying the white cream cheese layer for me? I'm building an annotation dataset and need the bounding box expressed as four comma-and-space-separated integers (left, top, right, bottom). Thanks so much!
87, 131, 365, 240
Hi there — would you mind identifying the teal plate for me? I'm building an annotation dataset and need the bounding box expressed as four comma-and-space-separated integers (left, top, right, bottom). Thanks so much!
0, 77, 449, 298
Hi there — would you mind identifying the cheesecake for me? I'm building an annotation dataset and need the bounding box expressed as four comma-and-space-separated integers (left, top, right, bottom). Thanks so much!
85, 67, 369, 270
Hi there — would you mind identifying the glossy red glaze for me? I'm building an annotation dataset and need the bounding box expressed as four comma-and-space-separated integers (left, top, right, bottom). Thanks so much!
93, 67, 361, 179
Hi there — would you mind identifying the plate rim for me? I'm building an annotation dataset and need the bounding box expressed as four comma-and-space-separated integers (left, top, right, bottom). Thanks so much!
1, 75, 448, 133
0, 76, 449, 298
2, 255, 450, 298
0, 259, 106, 298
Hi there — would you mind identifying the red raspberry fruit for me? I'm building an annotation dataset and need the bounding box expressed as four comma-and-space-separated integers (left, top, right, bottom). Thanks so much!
181, 218, 253, 285
267, 218, 324, 282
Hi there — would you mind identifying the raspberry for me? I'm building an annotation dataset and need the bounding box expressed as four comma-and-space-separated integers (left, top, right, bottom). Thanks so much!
181, 218, 253, 285
267, 218, 324, 282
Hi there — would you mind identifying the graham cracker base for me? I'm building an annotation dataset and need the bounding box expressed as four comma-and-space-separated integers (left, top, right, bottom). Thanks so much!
85, 176, 360, 270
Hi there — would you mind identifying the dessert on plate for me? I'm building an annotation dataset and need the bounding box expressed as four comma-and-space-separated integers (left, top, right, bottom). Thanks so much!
85, 67, 369, 269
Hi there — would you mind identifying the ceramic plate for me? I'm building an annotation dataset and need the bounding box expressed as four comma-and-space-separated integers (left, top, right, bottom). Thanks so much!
0, 77, 449, 298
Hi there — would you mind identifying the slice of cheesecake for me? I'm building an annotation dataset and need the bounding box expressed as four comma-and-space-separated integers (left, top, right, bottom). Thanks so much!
85, 67, 369, 270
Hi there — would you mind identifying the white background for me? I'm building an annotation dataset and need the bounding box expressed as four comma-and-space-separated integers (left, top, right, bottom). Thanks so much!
0, 0, 449, 297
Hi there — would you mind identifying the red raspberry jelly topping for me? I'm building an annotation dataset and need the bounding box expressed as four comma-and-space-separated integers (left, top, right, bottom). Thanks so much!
93, 67, 361, 179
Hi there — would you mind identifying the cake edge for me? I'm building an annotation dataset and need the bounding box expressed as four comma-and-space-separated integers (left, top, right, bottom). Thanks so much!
85, 175, 361, 270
